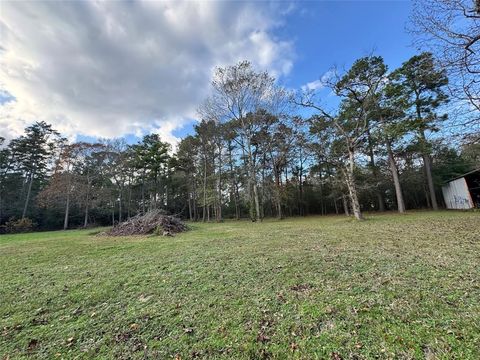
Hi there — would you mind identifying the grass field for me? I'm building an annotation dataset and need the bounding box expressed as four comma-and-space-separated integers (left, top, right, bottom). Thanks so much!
1, 211, 479, 359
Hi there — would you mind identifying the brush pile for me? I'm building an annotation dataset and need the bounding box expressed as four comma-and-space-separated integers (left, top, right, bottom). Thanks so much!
107, 210, 187, 236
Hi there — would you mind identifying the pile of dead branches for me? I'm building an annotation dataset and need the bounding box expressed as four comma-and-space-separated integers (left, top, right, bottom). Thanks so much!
106, 210, 187, 236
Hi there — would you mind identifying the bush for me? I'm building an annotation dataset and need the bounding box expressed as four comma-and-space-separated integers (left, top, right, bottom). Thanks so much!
2, 217, 36, 233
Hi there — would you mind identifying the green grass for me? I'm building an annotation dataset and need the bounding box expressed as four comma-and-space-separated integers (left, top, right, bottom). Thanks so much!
1, 211, 479, 359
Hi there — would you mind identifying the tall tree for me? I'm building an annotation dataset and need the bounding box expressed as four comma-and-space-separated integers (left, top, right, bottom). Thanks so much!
9, 122, 63, 219
200, 61, 287, 221
177, 135, 201, 221
130, 135, 170, 212
299, 56, 387, 220
336, 56, 388, 211
375, 79, 411, 213
391, 52, 449, 210
73, 143, 106, 227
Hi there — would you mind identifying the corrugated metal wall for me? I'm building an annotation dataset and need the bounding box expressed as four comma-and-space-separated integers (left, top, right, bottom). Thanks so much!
442, 178, 474, 209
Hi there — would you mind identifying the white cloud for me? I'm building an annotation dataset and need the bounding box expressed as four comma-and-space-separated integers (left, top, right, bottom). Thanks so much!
301, 70, 335, 92
302, 79, 324, 92
0, 0, 295, 145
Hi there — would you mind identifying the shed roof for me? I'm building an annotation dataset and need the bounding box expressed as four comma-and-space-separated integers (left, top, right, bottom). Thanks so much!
444, 168, 480, 184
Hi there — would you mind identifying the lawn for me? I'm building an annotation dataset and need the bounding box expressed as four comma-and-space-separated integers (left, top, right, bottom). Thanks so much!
1, 212, 479, 359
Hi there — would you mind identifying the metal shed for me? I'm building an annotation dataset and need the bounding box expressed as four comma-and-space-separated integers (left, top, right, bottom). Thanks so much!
442, 168, 480, 209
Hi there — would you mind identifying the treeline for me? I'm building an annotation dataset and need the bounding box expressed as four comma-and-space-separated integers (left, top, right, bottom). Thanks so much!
1, 53, 479, 231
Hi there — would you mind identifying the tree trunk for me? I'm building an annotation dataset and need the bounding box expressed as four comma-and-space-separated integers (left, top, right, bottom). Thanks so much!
83, 177, 90, 228
127, 179, 132, 219
247, 145, 261, 222
118, 190, 123, 223
422, 153, 438, 210
63, 189, 70, 230
386, 140, 406, 213
274, 167, 283, 219
252, 180, 261, 222
342, 194, 350, 216
22, 172, 34, 219
217, 144, 223, 222
141, 173, 146, 214
84, 201, 89, 228
112, 202, 115, 226
298, 155, 305, 216
242, 131, 261, 222
188, 194, 193, 221
377, 193, 385, 212
193, 186, 198, 221
63, 166, 72, 230
345, 149, 363, 220
227, 142, 240, 220
367, 129, 385, 211
153, 174, 158, 210
416, 98, 438, 210
202, 154, 207, 222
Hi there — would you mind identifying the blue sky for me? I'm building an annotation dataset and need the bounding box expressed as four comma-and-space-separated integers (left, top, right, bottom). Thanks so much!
1, 0, 416, 146
282, 1, 414, 88
173, 1, 415, 141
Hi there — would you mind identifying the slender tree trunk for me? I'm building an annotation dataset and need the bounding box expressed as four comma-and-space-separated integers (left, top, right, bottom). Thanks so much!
63, 189, 70, 230
63, 165, 72, 230
319, 169, 325, 216
298, 154, 304, 216
422, 152, 438, 210
217, 144, 223, 222
141, 173, 146, 214
234, 185, 240, 220
342, 194, 350, 216
112, 201, 115, 226
247, 143, 261, 222
242, 131, 261, 222
127, 178, 132, 219
188, 194, 193, 221
386, 140, 406, 213
83, 177, 90, 228
193, 184, 198, 221
153, 174, 158, 210
84, 201, 89, 228
22, 171, 34, 219
416, 100, 438, 210
252, 180, 261, 222
274, 166, 283, 219
202, 155, 207, 222
367, 129, 385, 211
118, 190, 123, 223
228, 144, 240, 220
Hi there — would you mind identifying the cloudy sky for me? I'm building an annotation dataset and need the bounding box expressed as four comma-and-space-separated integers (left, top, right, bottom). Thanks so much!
0, 0, 413, 145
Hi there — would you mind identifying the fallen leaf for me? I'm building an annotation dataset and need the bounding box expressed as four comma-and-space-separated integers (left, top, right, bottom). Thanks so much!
256, 333, 270, 343
27, 339, 39, 351
331, 352, 343, 360
72, 307, 81, 315
138, 294, 152, 303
